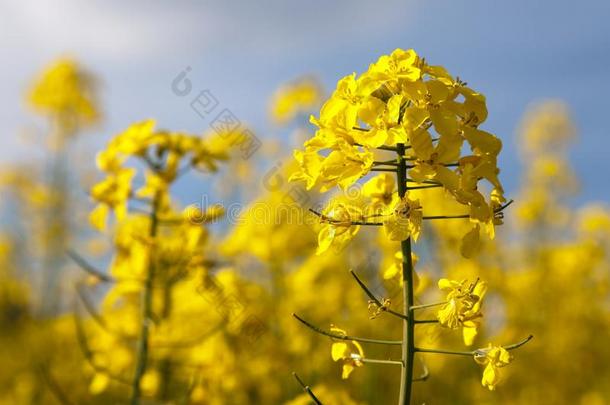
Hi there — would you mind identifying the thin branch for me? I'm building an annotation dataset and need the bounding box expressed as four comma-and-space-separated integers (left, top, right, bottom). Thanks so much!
66, 249, 114, 283
308, 208, 382, 226
501, 334, 534, 350
309, 200, 515, 226
75, 284, 109, 331
142, 153, 163, 172
370, 168, 397, 172
410, 301, 446, 311
413, 319, 439, 324
422, 214, 470, 220
407, 184, 443, 190
415, 335, 534, 356
38, 365, 75, 405
292, 313, 402, 346
373, 160, 399, 166
292, 372, 323, 405
349, 270, 407, 320
498, 199, 514, 211
360, 358, 403, 366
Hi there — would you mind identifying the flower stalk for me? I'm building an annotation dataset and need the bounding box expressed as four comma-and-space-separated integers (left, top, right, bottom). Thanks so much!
396, 142, 416, 405
129, 190, 161, 405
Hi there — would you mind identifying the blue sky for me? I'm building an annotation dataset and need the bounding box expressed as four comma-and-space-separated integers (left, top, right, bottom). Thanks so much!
1, 0, 609, 204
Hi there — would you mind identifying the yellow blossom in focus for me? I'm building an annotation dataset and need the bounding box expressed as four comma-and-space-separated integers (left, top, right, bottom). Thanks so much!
316, 198, 363, 255
330, 326, 365, 379
383, 195, 422, 241
291, 48, 506, 250
362, 173, 397, 210
437, 278, 487, 345
474, 344, 513, 390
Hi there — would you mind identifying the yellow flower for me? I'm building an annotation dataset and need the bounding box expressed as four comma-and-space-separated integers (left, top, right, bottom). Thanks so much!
316, 199, 363, 255
382, 251, 421, 291
28, 58, 99, 130
330, 326, 365, 379
436, 278, 487, 345
361, 48, 421, 91
319, 142, 373, 190
355, 94, 407, 147
89, 167, 135, 231
319, 73, 370, 130
291, 140, 373, 191
290, 149, 324, 190
362, 173, 397, 209
383, 195, 422, 241
269, 77, 322, 125
290, 48, 505, 229
518, 100, 575, 154
474, 344, 513, 390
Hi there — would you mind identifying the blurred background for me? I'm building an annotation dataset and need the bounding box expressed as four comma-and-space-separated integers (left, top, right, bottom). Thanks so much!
0, 1, 609, 404
2, 0, 609, 201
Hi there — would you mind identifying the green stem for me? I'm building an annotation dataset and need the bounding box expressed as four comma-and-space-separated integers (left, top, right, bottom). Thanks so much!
396, 143, 415, 405
349, 270, 408, 320
292, 372, 323, 405
292, 313, 402, 345
414, 335, 534, 356
360, 358, 403, 366
130, 192, 161, 405
410, 301, 446, 311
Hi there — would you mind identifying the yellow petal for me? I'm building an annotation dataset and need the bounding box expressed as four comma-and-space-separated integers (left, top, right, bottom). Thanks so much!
482, 363, 499, 391
331, 342, 349, 361
342, 363, 355, 379
462, 321, 479, 346
316, 225, 335, 255
89, 204, 109, 231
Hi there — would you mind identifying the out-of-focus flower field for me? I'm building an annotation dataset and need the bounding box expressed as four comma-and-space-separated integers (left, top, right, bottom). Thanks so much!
0, 48, 608, 405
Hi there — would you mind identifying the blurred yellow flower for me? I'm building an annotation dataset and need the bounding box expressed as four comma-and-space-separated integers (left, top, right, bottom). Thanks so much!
28, 58, 99, 131
269, 77, 323, 125
89, 167, 135, 231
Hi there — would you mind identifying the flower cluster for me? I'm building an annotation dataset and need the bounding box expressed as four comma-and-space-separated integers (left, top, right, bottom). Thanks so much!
291, 48, 506, 257
28, 58, 99, 134
289, 49, 529, 401
90, 119, 228, 231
